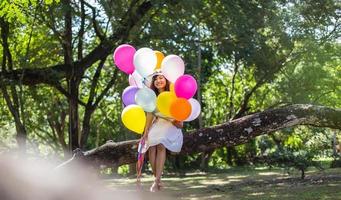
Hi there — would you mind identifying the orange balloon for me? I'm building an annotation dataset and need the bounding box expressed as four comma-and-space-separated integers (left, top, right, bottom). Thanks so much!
170, 98, 192, 121
154, 51, 164, 69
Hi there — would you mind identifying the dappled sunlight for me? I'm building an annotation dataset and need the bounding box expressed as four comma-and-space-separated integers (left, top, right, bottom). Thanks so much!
199, 179, 230, 185
226, 175, 249, 179
182, 194, 225, 200
248, 192, 265, 196
187, 185, 206, 189
276, 182, 286, 186
105, 167, 341, 200
328, 183, 341, 187
225, 175, 249, 183
258, 172, 281, 176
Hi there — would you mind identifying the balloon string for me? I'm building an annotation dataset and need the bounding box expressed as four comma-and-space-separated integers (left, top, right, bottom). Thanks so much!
151, 111, 173, 122
142, 73, 155, 88
132, 75, 139, 87
142, 77, 150, 88
132, 75, 150, 88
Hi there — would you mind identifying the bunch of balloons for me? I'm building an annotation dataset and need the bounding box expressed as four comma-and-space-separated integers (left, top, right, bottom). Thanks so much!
114, 44, 201, 134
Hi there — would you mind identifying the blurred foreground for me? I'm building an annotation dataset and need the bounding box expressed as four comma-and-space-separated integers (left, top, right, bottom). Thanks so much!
0, 154, 169, 200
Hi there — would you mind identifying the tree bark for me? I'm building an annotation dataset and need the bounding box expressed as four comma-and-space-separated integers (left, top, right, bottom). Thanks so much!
300, 168, 305, 180
65, 104, 341, 167
61, 0, 81, 151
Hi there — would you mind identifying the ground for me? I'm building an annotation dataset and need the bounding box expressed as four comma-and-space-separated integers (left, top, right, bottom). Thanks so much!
105, 167, 341, 200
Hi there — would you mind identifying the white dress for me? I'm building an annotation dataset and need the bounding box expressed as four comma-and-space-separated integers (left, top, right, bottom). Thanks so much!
142, 113, 183, 153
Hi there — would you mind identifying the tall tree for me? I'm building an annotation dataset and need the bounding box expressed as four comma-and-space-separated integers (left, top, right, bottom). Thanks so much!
0, 0, 339, 156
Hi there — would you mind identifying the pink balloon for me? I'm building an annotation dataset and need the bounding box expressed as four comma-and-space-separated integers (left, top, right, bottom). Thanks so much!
174, 75, 197, 99
113, 44, 136, 74
161, 55, 185, 83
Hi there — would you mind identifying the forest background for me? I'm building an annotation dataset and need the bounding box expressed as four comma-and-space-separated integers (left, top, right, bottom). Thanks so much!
0, 0, 340, 177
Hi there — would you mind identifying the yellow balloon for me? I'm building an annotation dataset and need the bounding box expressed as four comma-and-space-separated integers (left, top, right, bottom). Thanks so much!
170, 83, 175, 93
121, 105, 146, 134
156, 91, 176, 117
154, 51, 164, 70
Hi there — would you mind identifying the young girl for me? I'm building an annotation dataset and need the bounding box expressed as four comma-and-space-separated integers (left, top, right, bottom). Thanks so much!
142, 72, 183, 192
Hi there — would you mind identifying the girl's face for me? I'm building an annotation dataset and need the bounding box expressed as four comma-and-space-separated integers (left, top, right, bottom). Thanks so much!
153, 75, 167, 90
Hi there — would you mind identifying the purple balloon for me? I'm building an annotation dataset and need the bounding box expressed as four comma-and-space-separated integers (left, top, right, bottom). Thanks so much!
174, 75, 197, 99
122, 86, 139, 106
113, 44, 136, 74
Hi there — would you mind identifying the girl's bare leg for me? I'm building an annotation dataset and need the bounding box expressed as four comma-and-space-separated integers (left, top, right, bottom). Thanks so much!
148, 146, 157, 177
149, 146, 159, 192
155, 144, 166, 190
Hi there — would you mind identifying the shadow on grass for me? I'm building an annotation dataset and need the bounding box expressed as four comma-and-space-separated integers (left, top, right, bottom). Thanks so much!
106, 167, 341, 200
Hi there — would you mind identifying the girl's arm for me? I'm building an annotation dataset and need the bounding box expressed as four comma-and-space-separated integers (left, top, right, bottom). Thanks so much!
142, 112, 154, 140
172, 120, 183, 129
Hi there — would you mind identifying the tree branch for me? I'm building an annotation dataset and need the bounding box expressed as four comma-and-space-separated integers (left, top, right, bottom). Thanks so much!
54, 84, 87, 107
83, 1, 106, 41
93, 68, 118, 109
60, 104, 341, 167
87, 59, 106, 107
0, 0, 154, 86
77, 0, 86, 60
228, 55, 239, 120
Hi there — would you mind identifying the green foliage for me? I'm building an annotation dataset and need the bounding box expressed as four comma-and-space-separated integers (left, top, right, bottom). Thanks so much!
209, 148, 227, 169
117, 164, 129, 175
285, 134, 303, 149
274, 41, 341, 107
0, 0, 339, 165
259, 127, 334, 178
0, 0, 60, 22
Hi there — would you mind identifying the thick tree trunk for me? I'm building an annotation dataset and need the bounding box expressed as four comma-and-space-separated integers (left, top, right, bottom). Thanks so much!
68, 79, 80, 150
14, 121, 27, 150
1, 85, 28, 151
0, 18, 28, 151
64, 104, 341, 168
80, 107, 94, 149
226, 146, 237, 166
62, 0, 82, 151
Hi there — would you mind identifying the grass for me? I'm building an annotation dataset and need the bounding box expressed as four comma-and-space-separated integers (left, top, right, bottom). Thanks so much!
105, 166, 341, 200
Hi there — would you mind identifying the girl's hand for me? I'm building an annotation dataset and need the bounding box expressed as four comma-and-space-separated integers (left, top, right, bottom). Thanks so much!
172, 120, 183, 129
141, 133, 148, 141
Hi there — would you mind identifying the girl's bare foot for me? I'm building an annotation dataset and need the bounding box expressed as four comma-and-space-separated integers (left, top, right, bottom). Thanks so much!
150, 181, 158, 192
156, 178, 163, 191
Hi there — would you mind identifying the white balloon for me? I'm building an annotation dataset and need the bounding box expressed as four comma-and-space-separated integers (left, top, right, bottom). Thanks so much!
133, 48, 157, 78
185, 98, 201, 121
135, 88, 157, 112
129, 71, 144, 88
161, 55, 185, 83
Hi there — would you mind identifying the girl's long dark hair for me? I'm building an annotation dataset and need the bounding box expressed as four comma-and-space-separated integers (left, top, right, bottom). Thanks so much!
150, 75, 170, 96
